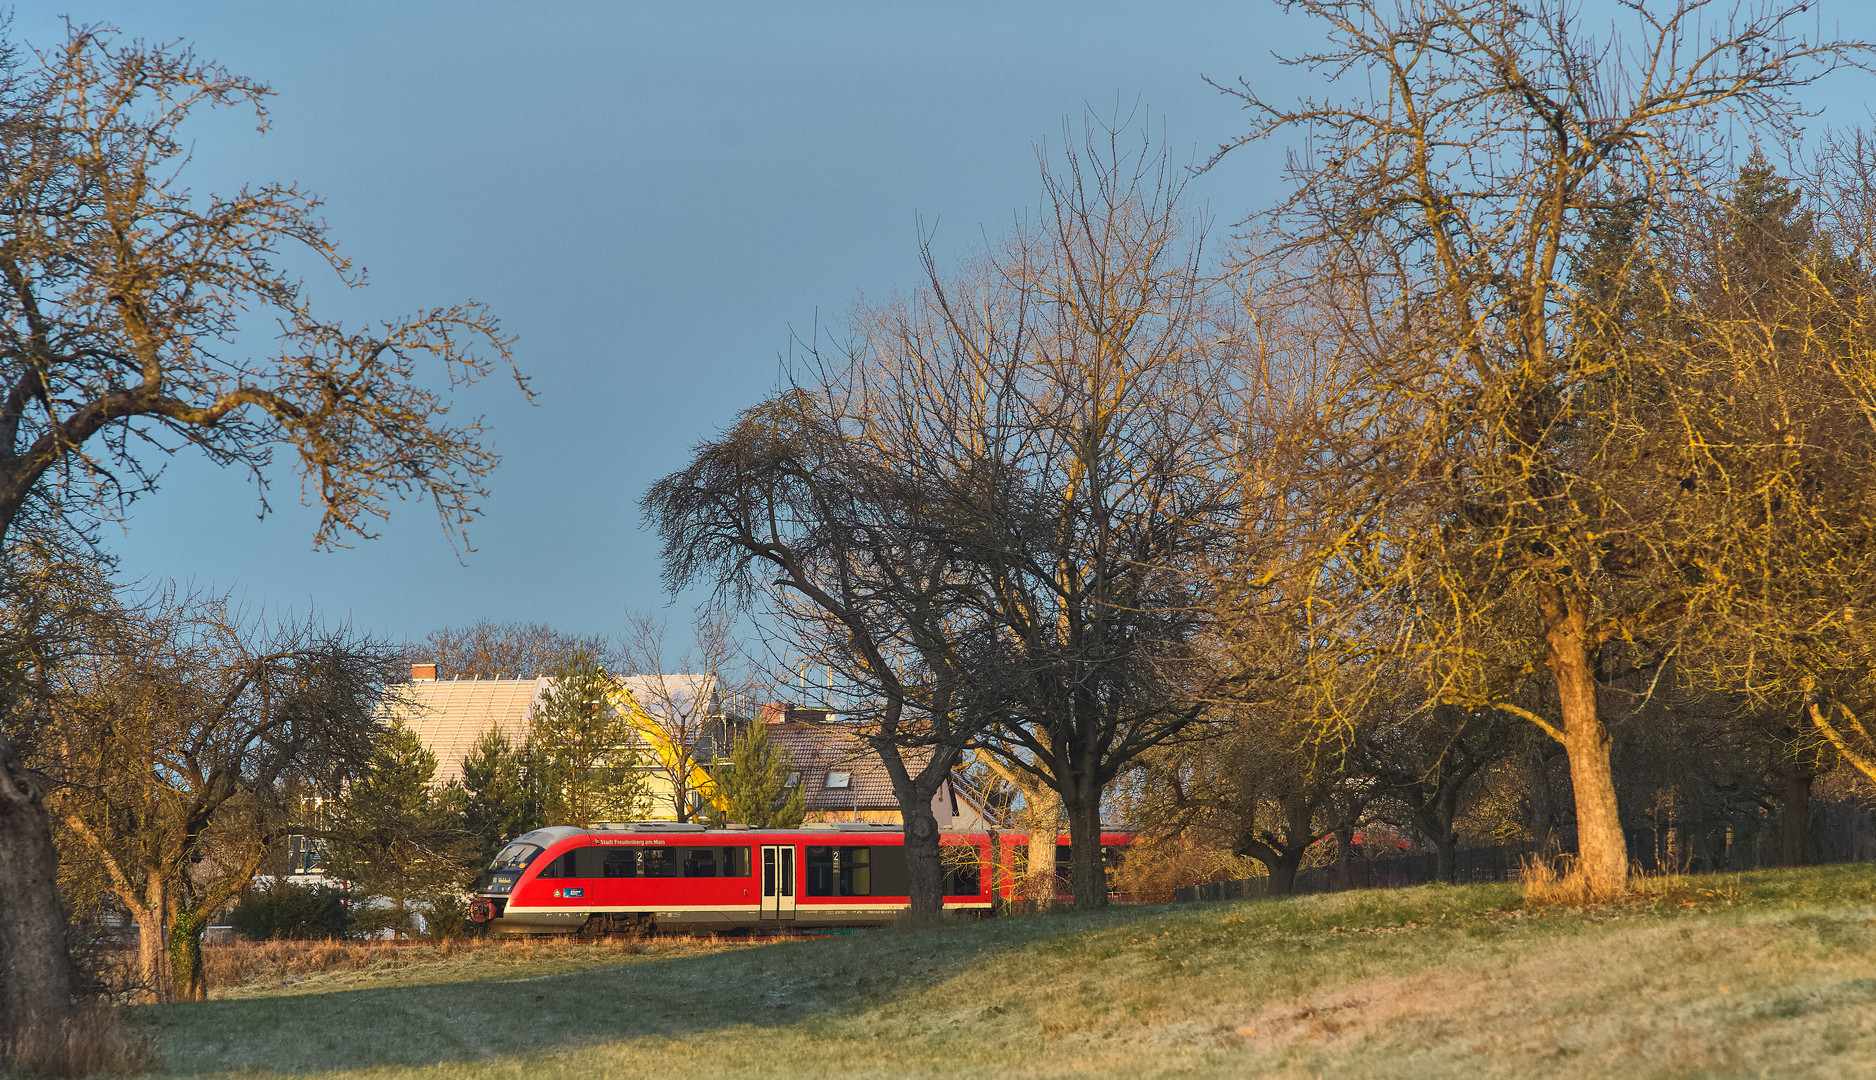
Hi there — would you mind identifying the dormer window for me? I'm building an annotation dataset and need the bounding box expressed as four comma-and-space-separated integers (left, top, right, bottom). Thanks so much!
785, 771, 801, 788
825, 771, 851, 789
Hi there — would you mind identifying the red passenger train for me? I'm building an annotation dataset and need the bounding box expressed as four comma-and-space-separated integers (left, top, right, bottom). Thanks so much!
467, 821, 1132, 935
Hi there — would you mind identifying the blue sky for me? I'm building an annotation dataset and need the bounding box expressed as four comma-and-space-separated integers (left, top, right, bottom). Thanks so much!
11, 2, 1875, 648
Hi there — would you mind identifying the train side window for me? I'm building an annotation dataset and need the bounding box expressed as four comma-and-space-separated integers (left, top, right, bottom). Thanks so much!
841, 846, 871, 896
805, 846, 835, 896
807, 846, 874, 896
603, 850, 639, 878
682, 847, 719, 877
723, 846, 752, 878
643, 847, 680, 878
574, 848, 605, 878
534, 852, 574, 879
869, 846, 910, 896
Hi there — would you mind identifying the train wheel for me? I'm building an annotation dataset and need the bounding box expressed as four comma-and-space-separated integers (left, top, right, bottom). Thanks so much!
578, 913, 653, 940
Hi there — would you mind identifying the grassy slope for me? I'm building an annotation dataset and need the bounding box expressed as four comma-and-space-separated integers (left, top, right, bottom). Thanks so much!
147, 864, 1876, 1079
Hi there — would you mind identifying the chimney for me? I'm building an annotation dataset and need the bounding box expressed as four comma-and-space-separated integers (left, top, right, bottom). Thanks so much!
411, 662, 438, 681
760, 702, 829, 724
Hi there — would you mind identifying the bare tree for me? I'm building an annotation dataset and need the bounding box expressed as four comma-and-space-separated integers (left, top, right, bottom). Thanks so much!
1362, 703, 1514, 883
1138, 700, 1371, 896
418, 620, 615, 680
0, 23, 523, 1041
33, 589, 396, 1001
1668, 139, 1876, 792
882, 116, 1241, 908
616, 608, 749, 822
1212, 0, 1869, 895
645, 391, 986, 924
653, 114, 1249, 910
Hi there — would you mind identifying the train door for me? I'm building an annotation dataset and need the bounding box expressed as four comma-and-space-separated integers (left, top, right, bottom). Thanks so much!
760, 845, 796, 922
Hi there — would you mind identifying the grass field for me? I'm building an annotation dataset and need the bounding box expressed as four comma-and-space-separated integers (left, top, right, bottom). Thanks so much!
138, 864, 1876, 1079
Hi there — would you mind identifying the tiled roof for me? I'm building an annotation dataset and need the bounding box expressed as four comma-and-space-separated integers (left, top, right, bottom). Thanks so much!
388, 673, 722, 786
385, 678, 549, 785
765, 722, 935, 814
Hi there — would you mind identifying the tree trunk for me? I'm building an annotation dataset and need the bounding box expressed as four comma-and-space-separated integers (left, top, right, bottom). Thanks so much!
1331, 825, 1356, 891
0, 735, 77, 1050
169, 909, 207, 1002
1024, 788, 1059, 907
987, 827, 1003, 914
902, 805, 943, 926
1538, 583, 1628, 896
1780, 764, 1813, 868
1433, 830, 1458, 884
879, 739, 956, 928
135, 873, 169, 1004
1062, 784, 1107, 910
1260, 847, 1305, 895
1411, 782, 1464, 884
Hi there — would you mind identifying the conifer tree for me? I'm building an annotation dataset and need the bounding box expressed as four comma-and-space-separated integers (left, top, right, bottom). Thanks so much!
457, 726, 545, 864
718, 722, 806, 828
326, 723, 473, 937
528, 648, 648, 826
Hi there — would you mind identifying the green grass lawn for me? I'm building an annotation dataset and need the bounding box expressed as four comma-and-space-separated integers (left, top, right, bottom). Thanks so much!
143, 864, 1876, 1079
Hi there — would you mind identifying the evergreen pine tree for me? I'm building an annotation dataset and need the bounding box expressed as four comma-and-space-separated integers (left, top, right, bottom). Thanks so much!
718, 721, 806, 828
457, 725, 545, 865
528, 647, 648, 826
326, 722, 474, 937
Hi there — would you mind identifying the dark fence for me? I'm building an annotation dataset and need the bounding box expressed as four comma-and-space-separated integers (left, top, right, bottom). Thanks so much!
1174, 801, 1876, 904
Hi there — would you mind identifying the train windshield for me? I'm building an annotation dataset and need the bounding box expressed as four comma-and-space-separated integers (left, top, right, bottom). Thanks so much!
488, 842, 544, 871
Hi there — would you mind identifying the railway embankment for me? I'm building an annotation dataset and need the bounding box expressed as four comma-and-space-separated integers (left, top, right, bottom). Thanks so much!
143, 862, 1876, 1079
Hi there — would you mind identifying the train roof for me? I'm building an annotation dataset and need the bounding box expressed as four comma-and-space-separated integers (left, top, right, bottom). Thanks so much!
513, 821, 1134, 847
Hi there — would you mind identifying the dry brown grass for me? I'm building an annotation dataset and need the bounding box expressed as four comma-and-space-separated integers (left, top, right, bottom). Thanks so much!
83, 932, 741, 1003
1517, 852, 1607, 905
0, 1005, 160, 1078
144, 864, 1876, 1079
200, 933, 728, 992
1520, 854, 1748, 909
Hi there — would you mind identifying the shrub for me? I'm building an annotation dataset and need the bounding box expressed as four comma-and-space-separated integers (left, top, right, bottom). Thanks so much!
424, 895, 471, 940
228, 882, 353, 941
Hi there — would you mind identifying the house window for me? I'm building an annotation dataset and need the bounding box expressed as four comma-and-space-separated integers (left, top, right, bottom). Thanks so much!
785, 771, 801, 788
825, 771, 851, 789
